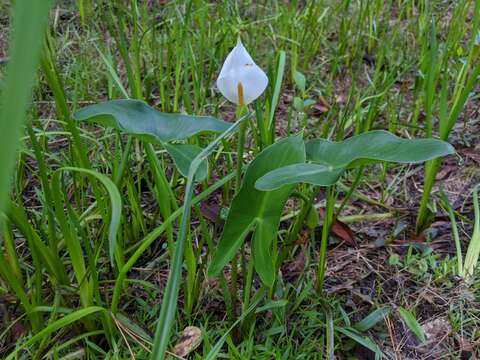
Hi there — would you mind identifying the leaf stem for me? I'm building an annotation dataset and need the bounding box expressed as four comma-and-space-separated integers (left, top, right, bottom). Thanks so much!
316, 186, 336, 293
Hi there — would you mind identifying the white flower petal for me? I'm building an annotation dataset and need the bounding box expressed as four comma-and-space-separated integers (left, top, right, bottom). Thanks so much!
216, 41, 268, 105
217, 72, 240, 104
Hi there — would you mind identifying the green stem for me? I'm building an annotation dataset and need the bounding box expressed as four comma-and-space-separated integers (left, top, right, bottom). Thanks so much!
241, 250, 255, 332
416, 158, 441, 233
316, 187, 336, 293
230, 104, 248, 317
279, 190, 316, 266
230, 254, 239, 315
114, 136, 133, 186
235, 106, 248, 193
27, 123, 59, 253
337, 165, 364, 215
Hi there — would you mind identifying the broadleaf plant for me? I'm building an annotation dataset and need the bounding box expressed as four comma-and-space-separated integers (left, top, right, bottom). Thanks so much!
74, 99, 230, 181
208, 130, 454, 288
253, 130, 454, 291
208, 135, 306, 286
256, 131, 455, 190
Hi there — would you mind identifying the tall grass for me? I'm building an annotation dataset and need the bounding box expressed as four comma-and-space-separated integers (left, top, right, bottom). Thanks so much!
0, 1, 52, 211
0, 1, 478, 358
0, 0, 52, 338
416, 0, 480, 233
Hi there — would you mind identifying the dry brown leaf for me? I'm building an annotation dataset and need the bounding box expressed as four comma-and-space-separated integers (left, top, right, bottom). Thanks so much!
319, 208, 356, 246
172, 326, 202, 358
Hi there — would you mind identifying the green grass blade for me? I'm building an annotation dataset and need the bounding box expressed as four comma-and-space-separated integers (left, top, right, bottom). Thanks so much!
268, 51, 286, 142
463, 184, 480, 278
55, 167, 123, 269
110, 172, 236, 314
336, 327, 384, 358
94, 44, 130, 98
0, 0, 52, 211
354, 307, 391, 332
204, 288, 265, 360
439, 190, 463, 276
150, 114, 248, 360
398, 307, 426, 343
5, 306, 106, 360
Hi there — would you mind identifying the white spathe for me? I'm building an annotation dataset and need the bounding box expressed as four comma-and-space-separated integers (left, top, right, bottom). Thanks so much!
216, 40, 268, 105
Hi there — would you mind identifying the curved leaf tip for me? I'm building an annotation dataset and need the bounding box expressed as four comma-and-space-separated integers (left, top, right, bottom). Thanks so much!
306, 130, 455, 168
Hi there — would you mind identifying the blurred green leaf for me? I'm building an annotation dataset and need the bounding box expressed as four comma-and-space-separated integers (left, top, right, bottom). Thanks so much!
354, 307, 391, 332
303, 99, 316, 108
398, 307, 426, 343
293, 70, 306, 92
0, 0, 52, 212
208, 135, 306, 286
388, 254, 401, 266
293, 97, 304, 111
336, 327, 384, 359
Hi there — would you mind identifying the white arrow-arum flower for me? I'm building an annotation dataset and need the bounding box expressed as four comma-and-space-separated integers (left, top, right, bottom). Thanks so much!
216, 40, 268, 106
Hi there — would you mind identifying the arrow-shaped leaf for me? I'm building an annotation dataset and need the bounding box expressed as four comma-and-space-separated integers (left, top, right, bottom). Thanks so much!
305, 130, 455, 168
255, 131, 454, 191
208, 135, 306, 286
74, 99, 231, 143
74, 99, 230, 181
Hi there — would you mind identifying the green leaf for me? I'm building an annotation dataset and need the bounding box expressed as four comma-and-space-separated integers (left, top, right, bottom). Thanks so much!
306, 204, 320, 229
163, 143, 208, 181
5, 306, 106, 360
74, 99, 231, 143
293, 70, 306, 92
255, 163, 342, 191
151, 116, 248, 360
463, 184, 480, 278
54, 167, 122, 269
256, 131, 454, 191
0, 0, 52, 213
293, 97, 304, 111
336, 327, 384, 359
268, 51, 286, 131
208, 135, 306, 286
255, 299, 289, 313
354, 307, 391, 332
115, 313, 152, 342
305, 130, 455, 168
398, 307, 426, 343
